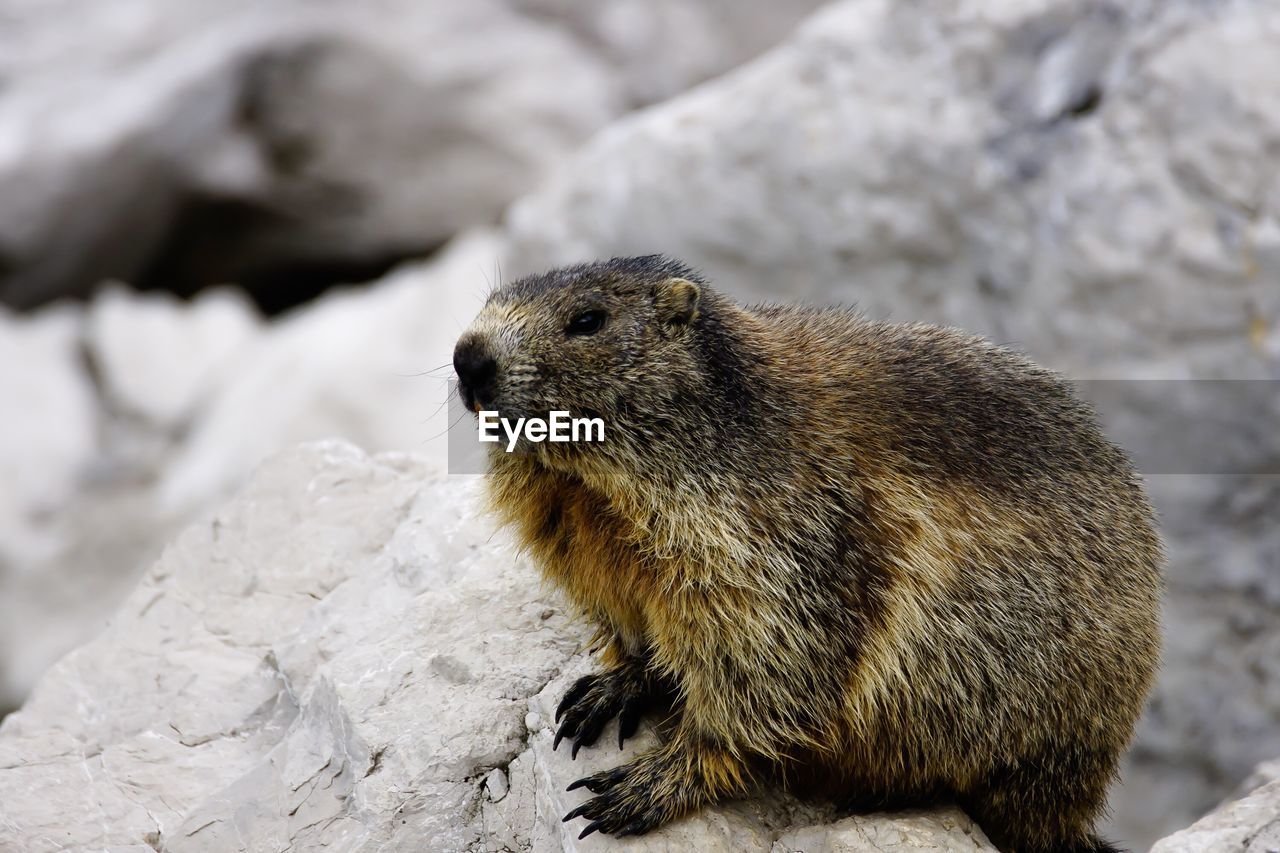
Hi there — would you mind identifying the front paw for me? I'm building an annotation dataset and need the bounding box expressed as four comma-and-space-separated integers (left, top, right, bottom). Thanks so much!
562, 758, 671, 839
553, 669, 651, 758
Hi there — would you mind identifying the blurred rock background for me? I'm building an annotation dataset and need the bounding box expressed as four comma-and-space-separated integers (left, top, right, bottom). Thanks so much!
0, 0, 1276, 849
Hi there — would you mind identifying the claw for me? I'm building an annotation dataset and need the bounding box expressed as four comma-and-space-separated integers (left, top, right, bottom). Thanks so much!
571, 739, 582, 760
556, 676, 595, 723
553, 716, 577, 752
562, 804, 590, 823
570, 767, 624, 795
617, 699, 641, 749
579, 821, 603, 839
569, 707, 611, 758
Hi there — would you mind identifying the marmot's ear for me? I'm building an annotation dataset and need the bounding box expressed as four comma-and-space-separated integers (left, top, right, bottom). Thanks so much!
654, 277, 701, 328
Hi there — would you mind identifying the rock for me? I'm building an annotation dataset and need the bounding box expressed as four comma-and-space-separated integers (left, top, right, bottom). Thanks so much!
772, 810, 994, 852
0, 0, 820, 311
0, 231, 500, 717
1236, 758, 1280, 800
1150, 778, 1280, 853
0, 304, 99, 709
153, 229, 501, 515
502, 0, 1280, 844
0, 304, 96, 571
505, 0, 827, 108
0, 440, 998, 852
0, 0, 617, 309
485, 767, 509, 802
506, 0, 1280, 382
86, 286, 261, 427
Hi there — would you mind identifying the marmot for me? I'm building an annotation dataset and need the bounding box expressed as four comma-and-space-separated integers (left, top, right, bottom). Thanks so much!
452, 256, 1162, 853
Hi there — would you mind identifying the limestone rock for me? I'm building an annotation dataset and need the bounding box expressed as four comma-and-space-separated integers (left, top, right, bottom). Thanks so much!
0, 441, 998, 852
507, 0, 1280, 381
506, 0, 827, 108
86, 287, 261, 427
1151, 778, 1280, 853
0, 304, 99, 708
0, 0, 820, 310
772, 810, 994, 853
0, 305, 96, 570
1237, 758, 1280, 800
0, 231, 499, 715
152, 230, 500, 515
0, 0, 616, 308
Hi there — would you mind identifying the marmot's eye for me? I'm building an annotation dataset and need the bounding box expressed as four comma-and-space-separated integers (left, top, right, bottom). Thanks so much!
566, 310, 606, 336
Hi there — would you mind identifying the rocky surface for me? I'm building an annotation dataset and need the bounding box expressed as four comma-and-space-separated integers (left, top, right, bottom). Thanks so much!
0, 232, 498, 714
1151, 778, 1280, 853
0, 0, 819, 311
1238, 758, 1280, 798
0, 304, 97, 573
0, 441, 997, 852
506, 0, 825, 109
0, 0, 602, 308
86, 287, 261, 428
506, 0, 1280, 380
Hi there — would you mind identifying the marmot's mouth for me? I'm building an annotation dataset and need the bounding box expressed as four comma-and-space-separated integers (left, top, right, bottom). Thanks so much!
457, 382, 486, 415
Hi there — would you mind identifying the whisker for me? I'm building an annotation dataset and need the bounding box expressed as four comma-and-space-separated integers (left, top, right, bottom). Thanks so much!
419, 393, 454, 423
422, 408, 471, 444
396, 363, 454, 378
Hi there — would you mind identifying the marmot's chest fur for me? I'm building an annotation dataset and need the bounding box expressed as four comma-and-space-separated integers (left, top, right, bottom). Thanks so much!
499, 469, 657, 653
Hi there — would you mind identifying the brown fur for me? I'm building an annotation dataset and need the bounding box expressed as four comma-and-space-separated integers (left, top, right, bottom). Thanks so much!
454, 256, 1162, 852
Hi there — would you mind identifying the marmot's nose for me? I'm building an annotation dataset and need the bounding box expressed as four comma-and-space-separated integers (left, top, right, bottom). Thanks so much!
454, 337, 498, 405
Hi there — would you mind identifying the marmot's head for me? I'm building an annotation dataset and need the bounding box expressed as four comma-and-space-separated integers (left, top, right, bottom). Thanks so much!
453, 256, 705, 430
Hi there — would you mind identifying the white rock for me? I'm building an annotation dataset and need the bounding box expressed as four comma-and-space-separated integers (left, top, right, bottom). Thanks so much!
0, 303, 99, 708
486, 767, 510, 802
86, 287, 260, 427
0, 0, 823, 309
0, 305, 96, 569
1150, 778, 1280, 853
506, 0, 1280, 381
0, 441, 999, 851
1236, 757, 1280, 798
154, 230, 501, 515
772, 810, 994, 852
506, 0, 827, 107
0, 230, 500, 718
0, 0, 618, 307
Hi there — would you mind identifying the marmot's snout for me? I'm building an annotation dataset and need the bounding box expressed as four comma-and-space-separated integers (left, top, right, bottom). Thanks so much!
453, 334, 498, 413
